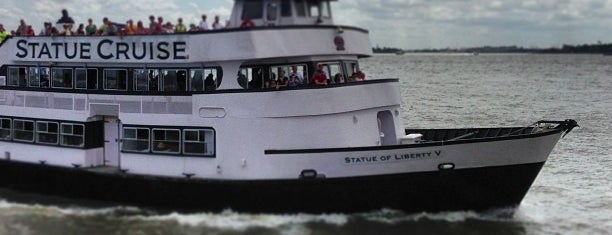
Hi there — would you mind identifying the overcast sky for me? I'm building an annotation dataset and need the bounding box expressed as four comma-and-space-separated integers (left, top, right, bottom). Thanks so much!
1, 0, 611, 49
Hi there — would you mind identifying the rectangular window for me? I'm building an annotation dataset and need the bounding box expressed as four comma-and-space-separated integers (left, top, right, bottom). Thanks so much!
190, 68, 218, 91
0, 118, 11, 140
52, 68, 73, 89
28, 67, 40, 87
242, 0, 263, 20
75, 68, 98, 90
122, 127, 150, 152
152, 129, 180, 154
61, 123, 85, 147
13, 119, 34, 142
295, 0, 306, 17
281, 0, 292, 17
160, 69, 187, 92
39, 68, 50, 88
321, 0, 331, 18
36, 121, 59, 145
183, 129, 215, 157
7, 67, 26, 87
104, 69, 127, 91
133, 69, 149, 91
307, 0, 320, 18
267, 3, 278, 21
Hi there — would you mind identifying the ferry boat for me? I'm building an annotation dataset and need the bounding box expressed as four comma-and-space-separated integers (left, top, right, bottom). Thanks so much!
0, 0, 577, 213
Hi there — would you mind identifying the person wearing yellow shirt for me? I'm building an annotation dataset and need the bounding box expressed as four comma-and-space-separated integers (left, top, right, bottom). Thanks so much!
124, 19, 137, 35
0, 24, 9, 43
175, 18, 187, 33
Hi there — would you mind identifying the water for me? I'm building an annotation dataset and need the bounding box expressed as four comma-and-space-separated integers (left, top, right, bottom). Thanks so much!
0, 54, 610, 235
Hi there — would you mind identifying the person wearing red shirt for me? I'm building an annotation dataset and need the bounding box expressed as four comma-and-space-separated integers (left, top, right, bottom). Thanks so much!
313, 64, 328, 85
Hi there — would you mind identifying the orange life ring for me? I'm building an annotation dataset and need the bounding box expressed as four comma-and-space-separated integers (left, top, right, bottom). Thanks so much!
240, 19, 256, 28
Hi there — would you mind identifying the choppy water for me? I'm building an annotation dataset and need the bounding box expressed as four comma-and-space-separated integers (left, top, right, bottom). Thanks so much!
1, 54, 610, 235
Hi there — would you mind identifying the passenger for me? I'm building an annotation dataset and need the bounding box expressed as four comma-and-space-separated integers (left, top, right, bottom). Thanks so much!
312, 64, 328, 86
287, 75, 299, 88
99, 18, 118, 36
334, 73, 344, 84
189, 24, 199, 32
175, 18, 187, 33
59, 24, 73, 36
199, 14, 209, 30
348, 73, 358, 82
155, 17, 165, 34
16, 19, 27, 36
56, 9, 75, 26
204, 73, 216, 91
356, 70, 366, 81
24, 25, 35, 37
124, 20, 137, 35
85, 18, 97, 36
148, 15, 156, 34
289, 65, 304, 85
0, 24, 8, 43
276, 70, 288, 89
75, 24, 85, 35
164, 22, 174, 34
136, 21, 146, 34
212, 15, 223, 30
191, 70, 204, 91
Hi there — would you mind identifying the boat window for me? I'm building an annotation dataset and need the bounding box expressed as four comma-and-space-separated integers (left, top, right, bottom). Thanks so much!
7, 67, 26, 87
122, 127, 150, 153
160, 69, 187, 92
0, 118, 11, 140
152, 129, 180, 154
28, 67, 40, 87
281, 0, 292, 17
319, 63, 342, 84
60, 123, 84, 147
190, 68, 218, 92
295, 0, 306, 16
238, 67, 263, 89
307, 0, 320, 18
267, 3, 278, 21
242, 0, 264, 20
75, 68, 98, 90
183, 129, 215, 157
104, 69, 127, 91
36, 121, 59, 145
269, 64, 308, 87
12, 119, 34, 142
133, 69, 149, 91
344, 61, 358, 76
39, 68, 50, 88
320, 0, 331, 18
51, 68, 73, 89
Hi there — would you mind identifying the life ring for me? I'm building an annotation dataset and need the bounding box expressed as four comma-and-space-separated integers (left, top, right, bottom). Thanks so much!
240, 19, 256, 28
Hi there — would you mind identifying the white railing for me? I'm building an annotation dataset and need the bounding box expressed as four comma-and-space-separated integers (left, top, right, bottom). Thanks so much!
0, 90, 193, 114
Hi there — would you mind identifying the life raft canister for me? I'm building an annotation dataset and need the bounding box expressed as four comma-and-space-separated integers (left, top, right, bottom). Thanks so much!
240, 19, 256, 28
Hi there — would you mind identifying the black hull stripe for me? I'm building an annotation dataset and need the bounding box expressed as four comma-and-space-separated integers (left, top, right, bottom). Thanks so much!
0, 160, 544, 214
265, 128, 563, 155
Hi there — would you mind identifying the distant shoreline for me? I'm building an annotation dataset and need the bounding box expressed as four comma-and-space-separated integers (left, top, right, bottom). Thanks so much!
374, 44, 612, 55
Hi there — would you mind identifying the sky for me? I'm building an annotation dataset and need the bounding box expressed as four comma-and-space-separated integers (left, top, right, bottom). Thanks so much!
1, 0, 611, 49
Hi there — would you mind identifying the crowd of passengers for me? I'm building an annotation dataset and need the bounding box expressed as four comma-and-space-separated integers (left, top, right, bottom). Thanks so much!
244, 64, 366, 90
0, 9, 228, 43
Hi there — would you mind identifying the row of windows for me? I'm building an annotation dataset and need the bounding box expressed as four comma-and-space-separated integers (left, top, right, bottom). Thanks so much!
122, 127, 215, 157
241, 0, 331, 20
5, 67, 220, 92
0, 118, 84, 147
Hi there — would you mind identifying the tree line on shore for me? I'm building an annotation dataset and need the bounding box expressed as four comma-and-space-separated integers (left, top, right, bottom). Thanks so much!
374, 43, 612, 54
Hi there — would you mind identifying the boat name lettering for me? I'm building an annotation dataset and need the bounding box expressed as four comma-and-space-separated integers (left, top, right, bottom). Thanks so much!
15, 39, 187, 61
344, 150, 442, 164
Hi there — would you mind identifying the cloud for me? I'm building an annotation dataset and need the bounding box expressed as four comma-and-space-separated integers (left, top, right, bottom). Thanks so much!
2, 0, 611, 49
